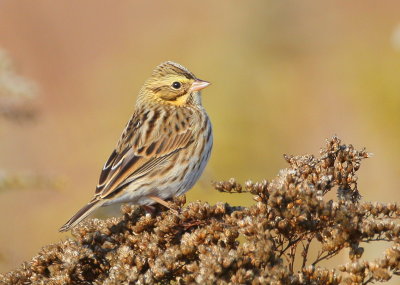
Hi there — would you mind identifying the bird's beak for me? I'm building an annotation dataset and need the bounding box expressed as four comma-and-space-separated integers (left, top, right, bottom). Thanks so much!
189, 79, 211, 92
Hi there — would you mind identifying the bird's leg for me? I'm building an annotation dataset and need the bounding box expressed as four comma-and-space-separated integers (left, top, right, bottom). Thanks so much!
141, 205, 157, 215
147, 195, 179, 215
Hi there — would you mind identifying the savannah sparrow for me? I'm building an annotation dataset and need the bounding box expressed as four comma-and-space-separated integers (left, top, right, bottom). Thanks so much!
59, 61, 212, 232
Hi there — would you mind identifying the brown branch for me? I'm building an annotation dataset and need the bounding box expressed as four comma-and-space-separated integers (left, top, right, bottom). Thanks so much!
312, 248, 341, 266
301, 235, 314, 269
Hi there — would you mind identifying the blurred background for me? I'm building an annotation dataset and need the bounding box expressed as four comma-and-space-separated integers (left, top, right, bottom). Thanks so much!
1, 0, 400, 279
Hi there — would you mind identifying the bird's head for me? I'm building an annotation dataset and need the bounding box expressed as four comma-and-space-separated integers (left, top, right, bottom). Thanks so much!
139, 61, 210, 107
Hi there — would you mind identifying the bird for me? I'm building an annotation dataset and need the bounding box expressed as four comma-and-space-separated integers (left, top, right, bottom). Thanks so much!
59, 61, 213, 232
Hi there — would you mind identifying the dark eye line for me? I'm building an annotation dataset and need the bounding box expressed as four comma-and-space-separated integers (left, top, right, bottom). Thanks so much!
154, 83, 189, 102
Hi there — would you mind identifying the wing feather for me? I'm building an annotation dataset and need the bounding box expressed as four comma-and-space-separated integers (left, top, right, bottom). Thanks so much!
95, 110, 194, 199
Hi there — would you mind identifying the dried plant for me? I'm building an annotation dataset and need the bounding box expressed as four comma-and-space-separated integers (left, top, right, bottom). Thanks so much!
0, 49, 56, 197
0, 171, 64, 194
0, 48, 37, 122
2, 137, 400, 284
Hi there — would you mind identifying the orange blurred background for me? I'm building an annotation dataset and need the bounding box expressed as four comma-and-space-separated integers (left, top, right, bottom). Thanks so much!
1, 0, 400, 279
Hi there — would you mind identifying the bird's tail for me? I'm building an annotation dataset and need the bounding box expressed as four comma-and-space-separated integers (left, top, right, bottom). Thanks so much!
59, 199, 104, 232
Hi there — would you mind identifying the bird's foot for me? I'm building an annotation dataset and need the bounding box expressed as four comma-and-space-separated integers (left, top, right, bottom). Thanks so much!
147, 195, 179, 215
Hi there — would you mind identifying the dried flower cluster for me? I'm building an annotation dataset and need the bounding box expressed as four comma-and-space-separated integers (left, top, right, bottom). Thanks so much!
0, 48, 37, 122
0, 49, 48, 197
2, 137, 400, 284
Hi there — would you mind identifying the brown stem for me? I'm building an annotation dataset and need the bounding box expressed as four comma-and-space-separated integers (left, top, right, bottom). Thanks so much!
301, 235, 314, 269
362, 277, 373, 285
312, 248, 341, 266
279, 236, 302, 257
289, 244, 297, 273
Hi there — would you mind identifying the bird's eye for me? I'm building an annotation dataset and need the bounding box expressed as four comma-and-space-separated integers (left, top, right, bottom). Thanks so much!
171, 81, 181, 89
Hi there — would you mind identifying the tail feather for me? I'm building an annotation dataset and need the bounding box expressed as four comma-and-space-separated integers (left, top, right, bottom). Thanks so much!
59, 199, 104, 232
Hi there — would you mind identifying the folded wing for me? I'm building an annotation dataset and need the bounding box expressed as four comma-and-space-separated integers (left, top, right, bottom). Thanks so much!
95, 111, 193, 200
